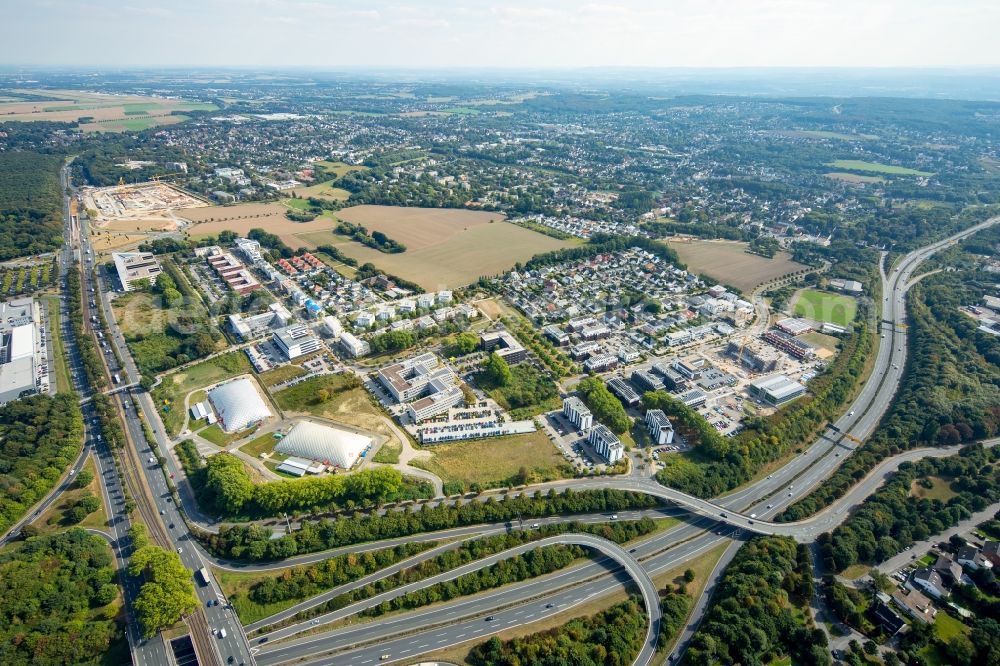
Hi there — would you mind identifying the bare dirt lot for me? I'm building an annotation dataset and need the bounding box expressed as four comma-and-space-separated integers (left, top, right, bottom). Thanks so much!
295, 205, 573, 289
663, 239, 807, 293
181, 203, 338, 247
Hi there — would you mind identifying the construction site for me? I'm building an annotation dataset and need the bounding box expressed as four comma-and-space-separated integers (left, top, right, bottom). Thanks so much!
81, 180, 208, 230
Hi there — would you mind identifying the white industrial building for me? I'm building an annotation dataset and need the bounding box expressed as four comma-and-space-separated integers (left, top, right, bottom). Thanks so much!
589, 424, 623, 464
272, 324, 322, 360
563, 396, 593, 432
378, 352, 455, 403
748, 374, 806, 406
0, 298, 47, 404
112, 251, 162, 292
208, 378, 272, 433
644, 409, 674, 445
275, 420, 372, 469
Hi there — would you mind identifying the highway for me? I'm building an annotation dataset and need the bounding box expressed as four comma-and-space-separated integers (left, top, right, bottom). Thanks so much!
62, 166, 255, 666
244, 216, 1000, 665
57, 187, 999, 666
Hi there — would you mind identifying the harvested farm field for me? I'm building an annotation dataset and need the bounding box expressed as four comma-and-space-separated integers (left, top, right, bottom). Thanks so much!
295, 205, 574, 289
663, 239, 808, 293
180, 203, 338, 248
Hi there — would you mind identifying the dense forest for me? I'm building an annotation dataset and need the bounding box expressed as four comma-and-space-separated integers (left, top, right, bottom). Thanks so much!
468, 597, 647, 666
819, 445, 1000, 572
781, 269, 1000, 520
200, 488, 661, 561
0, 151, 64, 260
0, 393, 84, 535
0, 529, 123, 665
684, 537, 829, 666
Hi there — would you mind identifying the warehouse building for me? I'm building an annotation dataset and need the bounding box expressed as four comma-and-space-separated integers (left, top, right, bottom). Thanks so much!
208, 378, 272, 433
0, 298, 47, 404
274, 420, 372, 469
748, 374, 807, 406
112, 251, 162, 292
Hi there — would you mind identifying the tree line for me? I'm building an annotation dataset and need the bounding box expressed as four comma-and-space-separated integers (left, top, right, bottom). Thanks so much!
199, 488, 661, 562
127, 529, 198, 638
177, 443, 424, 519
819, 445, 1000, 573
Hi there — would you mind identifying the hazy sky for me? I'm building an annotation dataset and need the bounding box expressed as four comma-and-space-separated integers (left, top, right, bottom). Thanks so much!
3, 0, 999, 68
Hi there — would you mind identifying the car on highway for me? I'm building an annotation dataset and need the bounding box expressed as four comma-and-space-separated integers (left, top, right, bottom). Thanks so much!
380, 656, 390, 661
485, 616, 495, 621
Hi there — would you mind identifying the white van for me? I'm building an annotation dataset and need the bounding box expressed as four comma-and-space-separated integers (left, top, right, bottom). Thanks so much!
217, 628, 227, 639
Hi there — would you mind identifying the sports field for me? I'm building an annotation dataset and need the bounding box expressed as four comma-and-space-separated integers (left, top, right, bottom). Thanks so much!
793, 289, 857, 326
0, 89, 214, 132
181, 202, 338, 248
295, 205, 573, 289
827, 160, 933, 176
663, 239, 807, 293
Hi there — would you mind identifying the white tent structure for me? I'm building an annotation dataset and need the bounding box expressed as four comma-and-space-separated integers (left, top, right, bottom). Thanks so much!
275, 420, 372, 469
208, 378, 271, 433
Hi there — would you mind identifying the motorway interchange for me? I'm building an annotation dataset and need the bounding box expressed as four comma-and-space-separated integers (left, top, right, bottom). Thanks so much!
36, 164, 1000, 666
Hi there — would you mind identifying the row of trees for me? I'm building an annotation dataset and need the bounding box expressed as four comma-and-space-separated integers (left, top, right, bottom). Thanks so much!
819, 445, 1000, 573
0, 394, 85, 535
181, 446, 416, 518
259, 519, 658, 631
781, 270, 1000, 520
66, 267, 108, 390
685, 536, 828, 666
468, 597, 647, 666
653, 320, 872, 497
200, 488, 661, 561
576, 377, 631, 434
361, 542, 586, 618
0, 529, 122, 665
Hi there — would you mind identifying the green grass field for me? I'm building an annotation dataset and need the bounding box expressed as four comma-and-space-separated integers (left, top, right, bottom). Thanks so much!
827, 159, 933, 176
934, 612, 970, 641
257, 364, 308, 387
198, 423, 257, 447
411, 430, 573, 491
793, 289, 857, 326
239, 432, 285, 460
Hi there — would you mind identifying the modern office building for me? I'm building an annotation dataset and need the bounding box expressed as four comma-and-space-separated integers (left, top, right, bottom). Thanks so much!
338, 331, 370, 358
480, 330, 527, 364
607, 376, 640, 407
112, 251, 162, 292
644, 409, 675, 445
763, 328, 816, 360
272, 324, 322, 360
563, 396, 593, 431
589, 424, 623, 464
631, 369, 665, 393
378, 353, 455, 403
